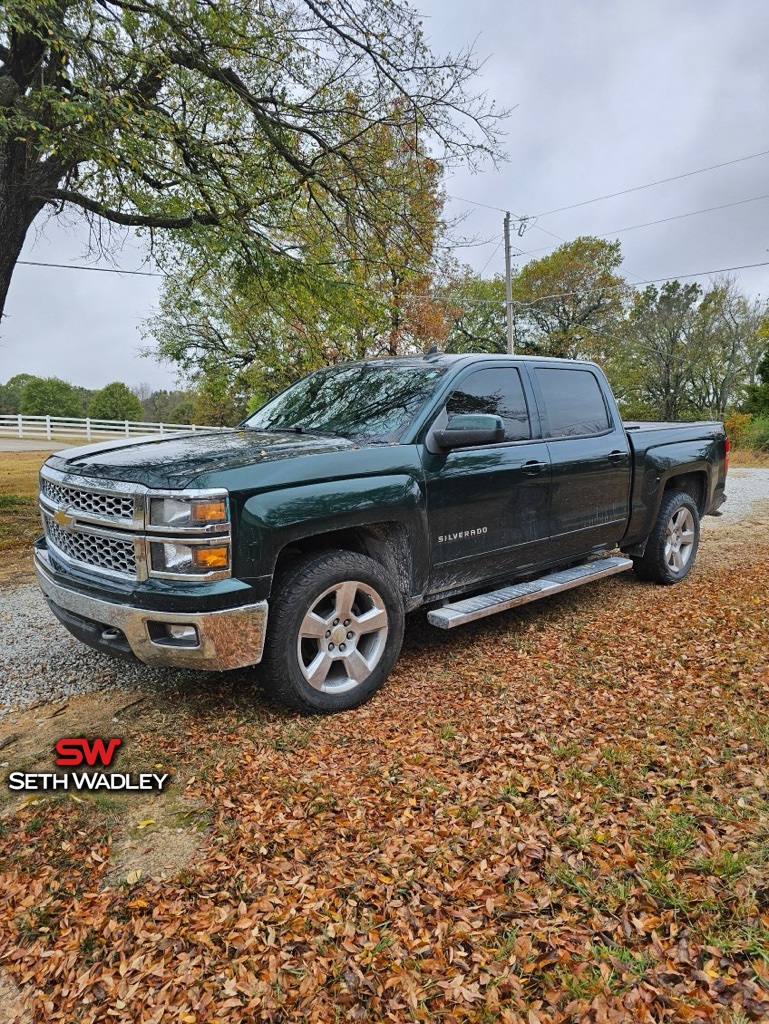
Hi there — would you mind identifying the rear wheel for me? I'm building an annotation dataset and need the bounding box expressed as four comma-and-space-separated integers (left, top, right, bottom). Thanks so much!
632, 491, 700, 584
261, 550, 405, 713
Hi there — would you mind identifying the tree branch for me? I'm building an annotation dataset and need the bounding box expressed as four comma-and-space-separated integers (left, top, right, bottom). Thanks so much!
44, 189, 221, 228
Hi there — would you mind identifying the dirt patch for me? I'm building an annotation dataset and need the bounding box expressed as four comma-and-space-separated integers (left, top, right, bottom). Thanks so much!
0, 549, 36, 587
0, 471, 766, 1021
0, 972, 32, 1024
104, 798, 205, 886
0, 689, 147, 781
0, 687, 208, 888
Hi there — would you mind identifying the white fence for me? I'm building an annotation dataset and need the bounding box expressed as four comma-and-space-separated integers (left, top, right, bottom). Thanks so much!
0, 414, 227, 443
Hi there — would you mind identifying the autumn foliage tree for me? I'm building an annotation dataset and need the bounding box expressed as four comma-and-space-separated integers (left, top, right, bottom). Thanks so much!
511, 237, 628, 359
0, 0, 504, 322
440, 272, 507, 354
146, 119, 454, 411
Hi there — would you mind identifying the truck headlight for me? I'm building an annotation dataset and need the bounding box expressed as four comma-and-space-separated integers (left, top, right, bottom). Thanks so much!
149, 540, 230, 576
149, 495, 229, 530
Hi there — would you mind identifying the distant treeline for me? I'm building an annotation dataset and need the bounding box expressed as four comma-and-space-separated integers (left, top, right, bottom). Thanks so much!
0, 375, 208, 424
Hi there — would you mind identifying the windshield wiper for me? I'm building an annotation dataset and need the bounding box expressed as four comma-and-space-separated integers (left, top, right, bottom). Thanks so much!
246, 424, 347, 438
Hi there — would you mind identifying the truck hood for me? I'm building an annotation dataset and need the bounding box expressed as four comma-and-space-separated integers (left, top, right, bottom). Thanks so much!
46, 429, 358, 488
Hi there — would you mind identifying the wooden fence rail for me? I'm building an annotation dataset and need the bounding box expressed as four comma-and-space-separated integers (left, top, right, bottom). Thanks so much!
0, 414, 226, 442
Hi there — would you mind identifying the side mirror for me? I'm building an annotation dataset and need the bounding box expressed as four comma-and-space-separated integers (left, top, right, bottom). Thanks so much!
432, 413, 504, 451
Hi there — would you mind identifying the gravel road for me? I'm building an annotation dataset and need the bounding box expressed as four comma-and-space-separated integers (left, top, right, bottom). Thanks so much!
1, 469, 768, 716
709, 466, 769, 522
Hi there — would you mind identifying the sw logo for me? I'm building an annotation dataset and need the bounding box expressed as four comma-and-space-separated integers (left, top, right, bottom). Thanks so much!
55, 737, 122, 767
6, 737, 170, 793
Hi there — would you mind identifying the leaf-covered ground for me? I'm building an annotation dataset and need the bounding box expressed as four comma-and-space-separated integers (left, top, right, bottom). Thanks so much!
0, 524, 767, 1022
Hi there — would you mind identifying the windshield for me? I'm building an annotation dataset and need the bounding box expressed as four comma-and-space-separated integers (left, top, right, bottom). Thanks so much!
244, 362, 448, 443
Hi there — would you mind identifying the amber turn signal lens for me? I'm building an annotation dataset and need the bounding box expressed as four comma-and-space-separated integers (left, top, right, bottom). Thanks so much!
191, 546, 229, 570
191, 499, 228, 524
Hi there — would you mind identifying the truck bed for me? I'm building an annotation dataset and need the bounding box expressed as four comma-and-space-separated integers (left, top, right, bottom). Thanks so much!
621, 418, 727, 548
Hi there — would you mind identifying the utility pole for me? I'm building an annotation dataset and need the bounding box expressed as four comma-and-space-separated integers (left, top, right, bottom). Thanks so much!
503, 212, 514, 354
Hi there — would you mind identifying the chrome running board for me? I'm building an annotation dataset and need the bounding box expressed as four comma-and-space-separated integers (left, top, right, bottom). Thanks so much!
427, 556, 633, 629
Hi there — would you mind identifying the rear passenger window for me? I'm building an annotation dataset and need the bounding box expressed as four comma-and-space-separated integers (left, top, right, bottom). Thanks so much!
446, 368, 531, 441
535, 368, 610, 437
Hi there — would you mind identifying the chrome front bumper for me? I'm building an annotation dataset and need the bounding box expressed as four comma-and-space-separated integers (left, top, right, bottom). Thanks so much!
35, 550, 268, 671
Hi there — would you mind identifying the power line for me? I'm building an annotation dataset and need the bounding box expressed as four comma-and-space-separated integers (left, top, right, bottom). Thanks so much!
16, 254, 769, 304
598, 192, 769, 237
403, 258, 769, 306
534, 146, 769, 218
447, 198, 649, 283
532, 258, 769, 298
17, 259, 162, 277
515, 191, 769, 261
446, 193, 508, 214
522, 217, 649, 284
478, 241, 504, 277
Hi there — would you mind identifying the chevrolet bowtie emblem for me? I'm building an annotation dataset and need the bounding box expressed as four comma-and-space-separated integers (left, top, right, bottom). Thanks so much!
54, 507, 75, 530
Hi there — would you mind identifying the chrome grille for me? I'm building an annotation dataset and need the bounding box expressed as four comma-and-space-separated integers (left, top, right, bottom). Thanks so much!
44, 515, 137, 578
41, 477, 136, 522
38, 466, 231, 582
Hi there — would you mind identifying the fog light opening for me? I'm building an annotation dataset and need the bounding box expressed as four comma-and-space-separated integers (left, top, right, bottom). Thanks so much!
148, 621, 200, 648
166, 624, 198, 644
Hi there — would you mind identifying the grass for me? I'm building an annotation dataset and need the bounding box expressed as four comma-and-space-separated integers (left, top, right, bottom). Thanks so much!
0, 450, 48, 496
730, 447, 769, 467
0, 450, 48, 558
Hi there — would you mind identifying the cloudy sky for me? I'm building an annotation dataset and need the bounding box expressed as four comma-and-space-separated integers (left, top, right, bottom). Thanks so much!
2, 0, 768, 391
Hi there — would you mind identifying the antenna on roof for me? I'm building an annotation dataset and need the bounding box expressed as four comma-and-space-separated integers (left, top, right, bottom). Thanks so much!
425, 344, 440, 357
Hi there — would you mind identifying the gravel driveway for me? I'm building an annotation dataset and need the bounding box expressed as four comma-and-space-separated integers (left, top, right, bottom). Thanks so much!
2, 469, 768, 716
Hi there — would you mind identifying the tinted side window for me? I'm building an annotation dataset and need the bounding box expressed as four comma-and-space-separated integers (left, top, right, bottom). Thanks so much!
535, 368, 610, 438
446, 368, 531, 441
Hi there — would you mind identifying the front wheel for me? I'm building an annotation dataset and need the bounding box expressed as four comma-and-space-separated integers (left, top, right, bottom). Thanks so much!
260, 550, 405, 713
632, 491, 701, 585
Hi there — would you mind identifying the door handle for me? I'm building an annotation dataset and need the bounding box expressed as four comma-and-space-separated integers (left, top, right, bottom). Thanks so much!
606, 450, 626, 464
523, 460, 547, 476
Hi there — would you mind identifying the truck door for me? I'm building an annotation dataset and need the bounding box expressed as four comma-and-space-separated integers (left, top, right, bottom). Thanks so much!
529, 365, 631, 561
422, 365, 551, 594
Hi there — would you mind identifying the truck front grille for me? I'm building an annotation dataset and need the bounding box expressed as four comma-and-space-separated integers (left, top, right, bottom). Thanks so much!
43, 514, 138, 578
40, 477, 136, 523
38, 466, 231, 583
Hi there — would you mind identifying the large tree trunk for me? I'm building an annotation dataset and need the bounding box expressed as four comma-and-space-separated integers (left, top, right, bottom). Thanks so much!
0, 19, 53, 324
0, 129, 64, 321
0, 181, 38, 323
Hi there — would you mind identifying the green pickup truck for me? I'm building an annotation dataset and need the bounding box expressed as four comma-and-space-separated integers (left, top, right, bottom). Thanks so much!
35, 354, 728, 712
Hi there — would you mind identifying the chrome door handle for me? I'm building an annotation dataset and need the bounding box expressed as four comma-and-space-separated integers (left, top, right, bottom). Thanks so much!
523, 460, 547, 476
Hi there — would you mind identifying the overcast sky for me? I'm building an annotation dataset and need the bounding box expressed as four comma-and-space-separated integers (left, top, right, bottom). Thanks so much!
2, 0, 768, 391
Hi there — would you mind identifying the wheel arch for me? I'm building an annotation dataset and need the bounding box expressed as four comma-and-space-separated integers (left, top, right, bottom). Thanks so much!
271, 521, 419, 609
622, 464, 709, 557
661, 469, 708, 515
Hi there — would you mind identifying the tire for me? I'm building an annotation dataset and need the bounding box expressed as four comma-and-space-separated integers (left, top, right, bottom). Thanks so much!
632, 491, 701, 585
260, 550, 405, 713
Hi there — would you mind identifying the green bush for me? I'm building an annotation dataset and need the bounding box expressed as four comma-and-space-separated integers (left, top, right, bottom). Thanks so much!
0, 374, 40, 414
88, 382, 143, 421
20, 377, 83, 417
744, 416, 769, 451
